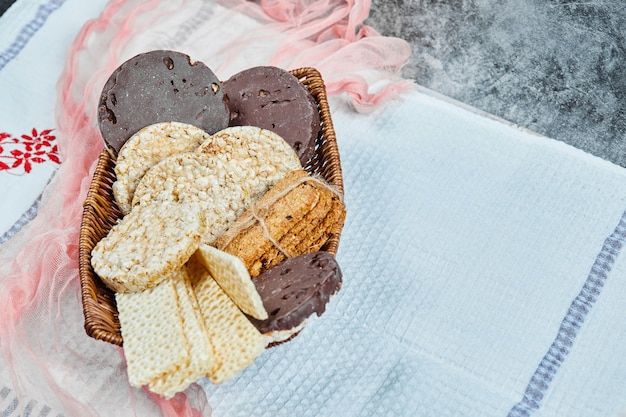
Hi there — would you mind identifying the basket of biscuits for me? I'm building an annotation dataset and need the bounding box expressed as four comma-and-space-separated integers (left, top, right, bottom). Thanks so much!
78, 50, 345, 398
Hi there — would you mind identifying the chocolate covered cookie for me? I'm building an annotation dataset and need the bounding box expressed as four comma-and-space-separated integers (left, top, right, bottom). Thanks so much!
223, 66, 320, 165
98, 50, 229, 152
246, 251, 342, 339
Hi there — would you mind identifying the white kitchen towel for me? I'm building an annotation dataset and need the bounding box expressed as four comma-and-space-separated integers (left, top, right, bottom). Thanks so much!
199, 90, 626, 417
0, 0, 108, 242
0, 1, 106, 414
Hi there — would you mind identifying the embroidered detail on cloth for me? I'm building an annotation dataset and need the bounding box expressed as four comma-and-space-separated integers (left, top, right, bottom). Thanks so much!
0, 129, 60, 173
508, 209, 626, 417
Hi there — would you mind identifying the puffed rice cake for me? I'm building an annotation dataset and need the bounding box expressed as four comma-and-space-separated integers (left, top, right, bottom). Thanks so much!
91, 200, 205, 293
113, 122, 211, 214
196, 126, 302, 201
131, 152, 248, 243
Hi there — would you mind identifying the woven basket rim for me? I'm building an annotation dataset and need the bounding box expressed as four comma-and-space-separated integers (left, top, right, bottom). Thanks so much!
79, 66, 343, 346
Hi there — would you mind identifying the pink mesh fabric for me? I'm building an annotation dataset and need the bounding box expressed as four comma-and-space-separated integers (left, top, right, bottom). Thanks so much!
0, 1, 411, 415
214, 0, 414, 111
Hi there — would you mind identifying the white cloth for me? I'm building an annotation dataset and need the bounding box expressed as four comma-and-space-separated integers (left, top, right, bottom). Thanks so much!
195, 90, 626, 417
0, 3, 108, 416
0, 0, 108, 242
2, 1, 626, 417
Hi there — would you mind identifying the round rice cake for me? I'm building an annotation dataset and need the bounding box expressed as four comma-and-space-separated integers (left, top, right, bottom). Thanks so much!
132, 152, 248, 243
222, 66, 320, 165
98, 50, 229, 153
113, 122, 212, 215
91, 200, 205, 293
196, 126, 302, 202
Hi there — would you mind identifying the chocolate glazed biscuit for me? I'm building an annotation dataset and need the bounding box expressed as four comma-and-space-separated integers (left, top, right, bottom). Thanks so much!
222, 66, 320, 166
98, 50, 229, 153
246, 251, 342, 335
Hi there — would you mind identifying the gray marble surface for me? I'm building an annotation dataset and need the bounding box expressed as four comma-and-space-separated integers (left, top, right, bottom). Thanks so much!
367, 0, 626, 167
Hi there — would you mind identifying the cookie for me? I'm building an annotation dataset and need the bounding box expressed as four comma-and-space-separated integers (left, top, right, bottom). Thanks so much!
223, 66, 320, 165
212, 170, 318, 275
252, 185, 344, 276
246, 251, 342, 342
113, 122, 211, 214
213, 170, 346, 278
98, 50, 229, 153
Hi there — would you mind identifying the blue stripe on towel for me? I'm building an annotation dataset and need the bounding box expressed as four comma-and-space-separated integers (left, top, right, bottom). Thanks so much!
0, 0, 65, 71
0, 390, 60, 417
0, 189, 43, 245
22, 400, 34, 417
507, 209, 626, 417
0, 168, 57, 245
2, 396, 18, 417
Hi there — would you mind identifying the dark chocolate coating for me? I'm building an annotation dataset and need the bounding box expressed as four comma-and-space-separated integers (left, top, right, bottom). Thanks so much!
247, 251, 342, 334
98, 50, 229, 152
223, 66, 320, 165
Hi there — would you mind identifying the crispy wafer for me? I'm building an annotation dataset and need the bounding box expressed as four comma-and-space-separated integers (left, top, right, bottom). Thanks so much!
194, 244, 267, 320
149, 268, 214, 398
187, 256, 267, 384
116, 274, 189, 388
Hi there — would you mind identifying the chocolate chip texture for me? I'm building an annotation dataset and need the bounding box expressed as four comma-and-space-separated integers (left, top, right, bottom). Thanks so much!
247, 251, 342, 334
98, 50, 229, 153
223, 66, 320, 166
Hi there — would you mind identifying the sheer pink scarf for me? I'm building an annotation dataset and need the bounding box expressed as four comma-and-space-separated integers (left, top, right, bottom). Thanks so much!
0, 1, 411, 415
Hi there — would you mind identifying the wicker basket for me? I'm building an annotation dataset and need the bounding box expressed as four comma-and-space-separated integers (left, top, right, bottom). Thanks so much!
78, 67, 344, 346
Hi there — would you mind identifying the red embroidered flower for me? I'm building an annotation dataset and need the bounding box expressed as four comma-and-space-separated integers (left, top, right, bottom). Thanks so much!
10, 149, 48, 173
0, 128, 60, 173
